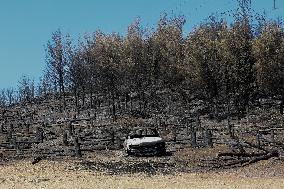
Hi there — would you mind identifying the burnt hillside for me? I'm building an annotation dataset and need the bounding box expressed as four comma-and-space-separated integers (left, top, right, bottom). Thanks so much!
0, 88, 283, 170
1, 1, 284, 170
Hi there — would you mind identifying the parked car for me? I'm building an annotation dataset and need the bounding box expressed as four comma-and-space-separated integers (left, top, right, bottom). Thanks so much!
124, 127, 166, 156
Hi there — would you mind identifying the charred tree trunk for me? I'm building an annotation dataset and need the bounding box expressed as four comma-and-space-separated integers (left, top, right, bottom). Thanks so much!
7, 124, 13, 142
59, 72, 66, 111
143, 92, 147, 115
280, 94, 284, 114
62, 131, 68, 146
74, 137, 82, 158
256, 133, 261, 148
124, 93, 128, 110
191, 126, 197, 147
82, 90, 86, 108
204, 129, 213, 147
111, 92, 116, 122
130, 94, 133, 113
74, 90, 79, 113
228, 121, 234, 139
68, 121, 74, 136
36, 127, 44, 143
172, 126, 177, 142
139, 91, 142, 114
25, 123, 30, 137
90, 93, 94, 109
242, 151, 279, 167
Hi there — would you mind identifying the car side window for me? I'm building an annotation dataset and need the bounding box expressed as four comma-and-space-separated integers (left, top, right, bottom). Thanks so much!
141, 129, 147, 136
128, 128, 160, 138
135, 129, 142, 137
129, 131, 136, 139
147, 128, 159, 137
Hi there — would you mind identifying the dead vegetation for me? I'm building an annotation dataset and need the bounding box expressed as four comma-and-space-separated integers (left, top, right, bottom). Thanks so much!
0, 93, 284, 175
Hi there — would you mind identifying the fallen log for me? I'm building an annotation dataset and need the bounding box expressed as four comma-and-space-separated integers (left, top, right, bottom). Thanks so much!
218, 152, 267, 157
242, 150, 279, 167
234, 140, 269, 153
214, 150, 279, 169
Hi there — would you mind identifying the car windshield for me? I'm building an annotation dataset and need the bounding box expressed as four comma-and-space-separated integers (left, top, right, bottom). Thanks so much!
129, 128, 159, 138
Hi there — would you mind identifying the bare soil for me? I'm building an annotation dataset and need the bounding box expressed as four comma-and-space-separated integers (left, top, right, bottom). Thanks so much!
1, 147, 284, 189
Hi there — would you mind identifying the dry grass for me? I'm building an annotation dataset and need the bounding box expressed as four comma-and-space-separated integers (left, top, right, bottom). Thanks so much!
0, 159, 284, 189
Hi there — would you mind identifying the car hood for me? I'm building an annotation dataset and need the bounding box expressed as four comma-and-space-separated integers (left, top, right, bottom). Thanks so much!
126, 137, 164, 147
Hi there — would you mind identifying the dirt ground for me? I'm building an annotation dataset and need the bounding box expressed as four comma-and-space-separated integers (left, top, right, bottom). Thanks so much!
1, 148, 284, 189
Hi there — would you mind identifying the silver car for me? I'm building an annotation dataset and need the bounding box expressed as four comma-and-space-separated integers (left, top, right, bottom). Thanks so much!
124, 127, 166, 156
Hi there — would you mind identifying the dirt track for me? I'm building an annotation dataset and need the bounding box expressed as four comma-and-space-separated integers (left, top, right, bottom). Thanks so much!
0, 156, 284, 189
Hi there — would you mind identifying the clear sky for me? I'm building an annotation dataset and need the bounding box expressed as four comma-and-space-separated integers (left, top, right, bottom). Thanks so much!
0, 0, 283, 89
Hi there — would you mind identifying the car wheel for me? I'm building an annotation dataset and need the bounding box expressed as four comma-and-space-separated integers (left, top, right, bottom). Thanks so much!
126, 150, 133, 156
158, 148, 166, 156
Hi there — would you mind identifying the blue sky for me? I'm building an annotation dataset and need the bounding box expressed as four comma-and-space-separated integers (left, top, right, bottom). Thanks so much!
0, 0, 283, 89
